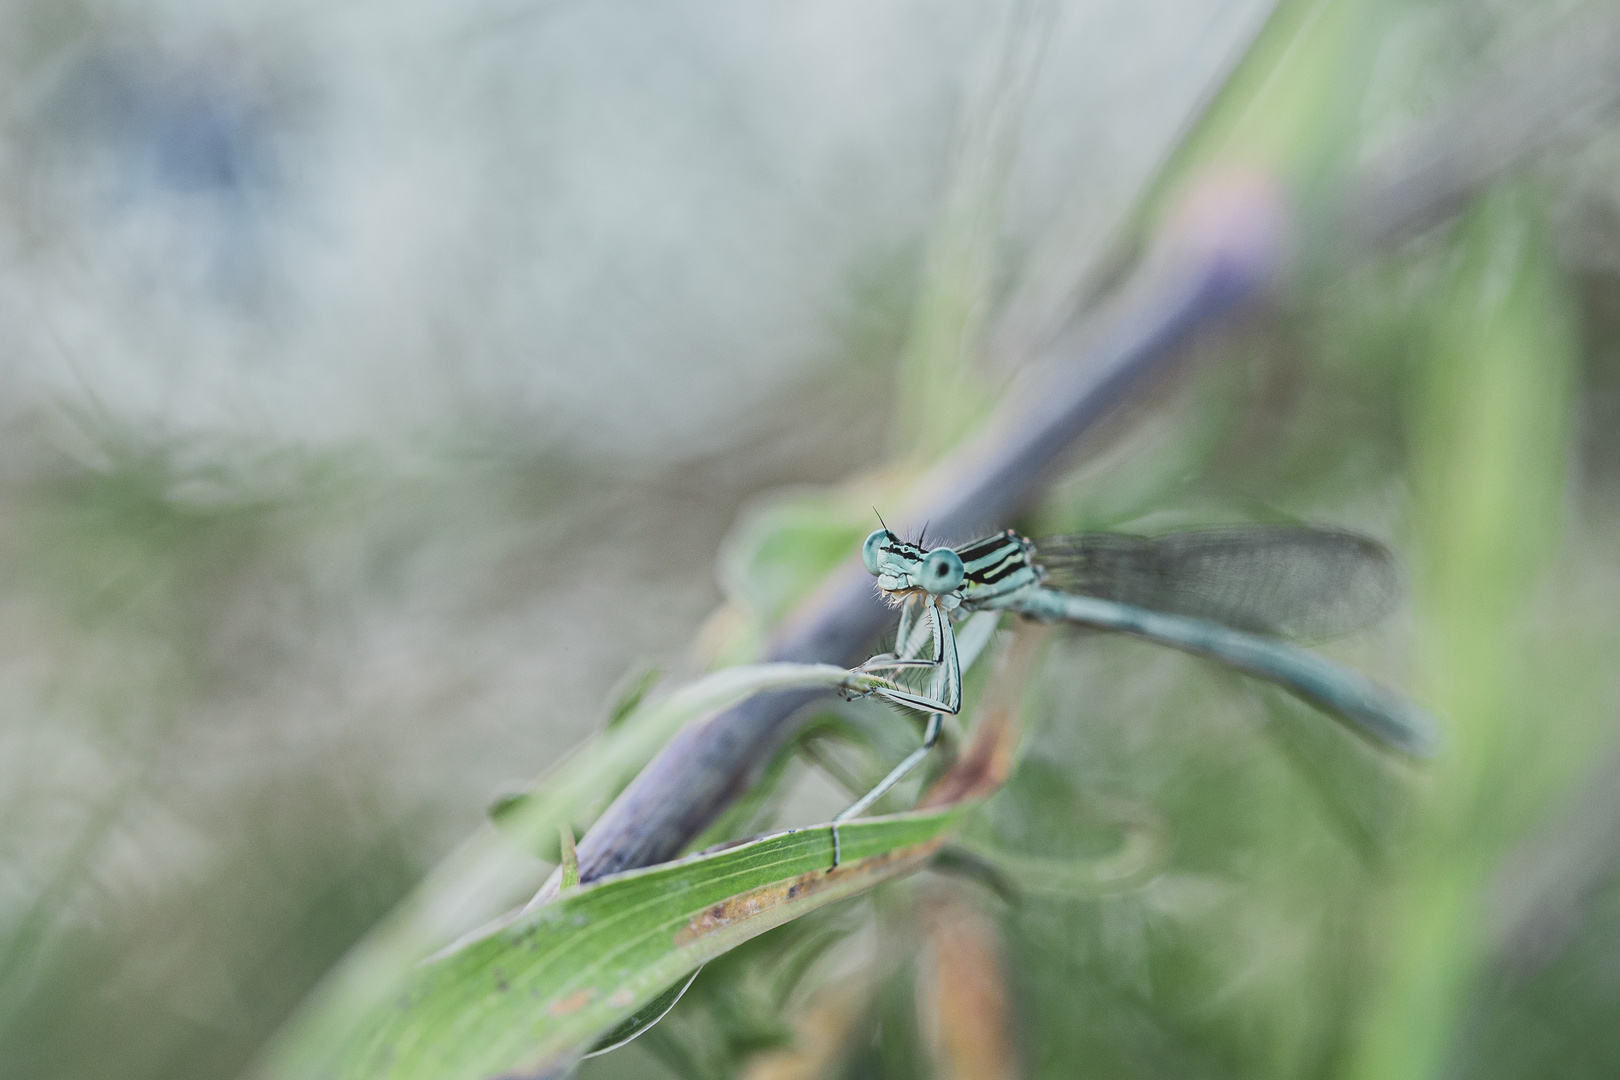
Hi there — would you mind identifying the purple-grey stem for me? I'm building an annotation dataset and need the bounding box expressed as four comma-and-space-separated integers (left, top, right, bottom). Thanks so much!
573, 176, 1288, 883
574, 10, 1620, 885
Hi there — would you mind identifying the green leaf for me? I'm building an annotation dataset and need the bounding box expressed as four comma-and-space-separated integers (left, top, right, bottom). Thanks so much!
717, 493, 873, 627
557, 825, 580, 891
604, 661, 664, 730
1347, 185, 1580, 1080
291, 807, 977, 1080
583, 968, 701, 1060
258, 620, 1046, 1080
255, 661, 898, 1079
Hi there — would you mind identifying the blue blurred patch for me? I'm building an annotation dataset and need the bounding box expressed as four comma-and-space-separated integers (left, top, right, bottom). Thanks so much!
36, 43, 295, 304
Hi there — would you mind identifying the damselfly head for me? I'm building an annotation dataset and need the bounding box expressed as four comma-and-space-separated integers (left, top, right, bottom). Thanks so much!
860, 528, 902, 576
860, 528, 966, 597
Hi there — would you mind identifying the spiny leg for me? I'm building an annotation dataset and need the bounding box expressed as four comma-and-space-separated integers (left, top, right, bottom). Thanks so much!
858, 596, 933, 673
858, 595, 962, 711
831, 711, 943, 867
837, 711, 944, 822
833, 598, 960, 867
864, 595, 961, 715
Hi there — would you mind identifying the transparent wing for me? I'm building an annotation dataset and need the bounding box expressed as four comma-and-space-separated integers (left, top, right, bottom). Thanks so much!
1035, 526, 1400, 641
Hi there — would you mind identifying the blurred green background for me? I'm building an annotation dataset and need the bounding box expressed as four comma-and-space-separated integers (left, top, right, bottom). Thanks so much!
4, 1, 1620, 1078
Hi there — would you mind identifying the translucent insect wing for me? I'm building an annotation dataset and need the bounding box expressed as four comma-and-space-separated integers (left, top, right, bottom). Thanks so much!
1036, 526, 1400, 642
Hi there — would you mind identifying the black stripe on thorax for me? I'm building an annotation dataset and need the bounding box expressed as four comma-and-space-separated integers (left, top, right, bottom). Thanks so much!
955, 530, 1031, 585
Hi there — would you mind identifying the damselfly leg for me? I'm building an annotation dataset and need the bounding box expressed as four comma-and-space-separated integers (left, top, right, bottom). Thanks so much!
831, 712, 944, 867
856, 595, 963, 715
832, 594, 961, 868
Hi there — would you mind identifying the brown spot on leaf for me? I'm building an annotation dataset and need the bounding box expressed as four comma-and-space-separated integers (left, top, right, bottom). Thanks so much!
675, 844, 939, 946
547, 988, 596, 1016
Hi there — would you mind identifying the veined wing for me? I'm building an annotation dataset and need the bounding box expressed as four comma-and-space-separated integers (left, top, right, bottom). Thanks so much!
1035, 526, 1400, 642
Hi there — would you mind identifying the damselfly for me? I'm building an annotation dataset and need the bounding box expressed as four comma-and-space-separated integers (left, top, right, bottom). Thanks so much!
831, 522, 1437, 864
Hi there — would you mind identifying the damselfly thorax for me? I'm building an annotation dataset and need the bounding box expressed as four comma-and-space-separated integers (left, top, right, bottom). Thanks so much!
953, 529, 1044, 605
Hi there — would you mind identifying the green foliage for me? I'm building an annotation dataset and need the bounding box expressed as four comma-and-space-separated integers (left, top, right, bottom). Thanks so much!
719, 494, 876, 630
346, 7, 1620, 1077
12, 3, 1620, 1080
270, 809, 976, 1080
1347, 186, 1583, 1080
252, 660, 907, 1078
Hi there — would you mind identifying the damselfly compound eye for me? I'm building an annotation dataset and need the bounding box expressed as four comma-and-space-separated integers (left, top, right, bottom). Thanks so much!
861, 529, 889, 575
921, 547, 964, 594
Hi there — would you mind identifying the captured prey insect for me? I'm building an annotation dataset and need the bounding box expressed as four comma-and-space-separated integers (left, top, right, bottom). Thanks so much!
828, 521, 1438, 865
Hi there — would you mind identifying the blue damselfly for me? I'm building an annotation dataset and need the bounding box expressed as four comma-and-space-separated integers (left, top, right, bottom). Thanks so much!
832, 522, 1437, 864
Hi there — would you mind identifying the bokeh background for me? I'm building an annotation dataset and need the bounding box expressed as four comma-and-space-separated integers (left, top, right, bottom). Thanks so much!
4, 1, 1620, 1078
